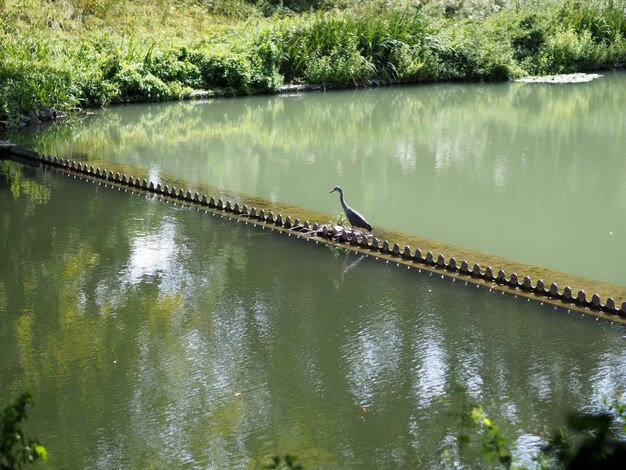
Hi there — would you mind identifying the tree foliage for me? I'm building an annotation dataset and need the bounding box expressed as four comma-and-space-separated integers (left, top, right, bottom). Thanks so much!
0, 392, 47, 470
2, 1, 626, 127
449, 391, 626, 469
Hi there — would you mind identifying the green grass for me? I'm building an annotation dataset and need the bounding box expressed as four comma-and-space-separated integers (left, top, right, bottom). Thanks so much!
1, 0, 625, 127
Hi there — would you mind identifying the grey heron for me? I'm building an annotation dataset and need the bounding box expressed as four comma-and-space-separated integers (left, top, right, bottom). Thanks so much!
329, 186, 372, 232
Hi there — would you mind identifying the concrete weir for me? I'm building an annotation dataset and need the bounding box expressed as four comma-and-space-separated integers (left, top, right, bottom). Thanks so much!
2, 144, 626, 324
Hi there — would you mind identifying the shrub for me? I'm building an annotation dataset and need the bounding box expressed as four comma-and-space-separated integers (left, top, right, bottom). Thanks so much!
0, 392, 47, 468
278, 8, 435, 82
435, 25, 520, 80
304, 38, 376, 85
1, 0, 626, 128
78, 71, 119, 107
144, 49, 204, 89
510, 12, 550, 62
389, 42, 441, 81
249, 31, 285, 92
0, 62, 80, 116
195, 49, 255, 93
113, 63, 172, 101
556, 0, 626, 42
539, 28, 605, 73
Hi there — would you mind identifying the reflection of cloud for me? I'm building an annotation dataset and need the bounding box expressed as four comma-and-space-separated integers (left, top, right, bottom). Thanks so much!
395, 140, 417, 171
148, 165, 161, 184
590, 353, 626, 408
412, 326, 448, 408
345, 312, 401, 407
512, 434, 544, 468
126, 222, 178, 285
434, 139, 456, 173
528, 366, 552, 401
492, 157, 508, 192
458, 350, 484, 400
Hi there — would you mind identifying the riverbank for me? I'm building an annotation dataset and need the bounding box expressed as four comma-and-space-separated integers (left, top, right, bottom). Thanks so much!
1, 0, 625, 128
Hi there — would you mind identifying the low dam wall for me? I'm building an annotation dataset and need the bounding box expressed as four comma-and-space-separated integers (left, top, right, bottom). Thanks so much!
2, 143, 625, 324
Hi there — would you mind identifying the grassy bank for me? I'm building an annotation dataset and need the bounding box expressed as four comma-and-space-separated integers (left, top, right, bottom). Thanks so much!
1, 0, 625, 127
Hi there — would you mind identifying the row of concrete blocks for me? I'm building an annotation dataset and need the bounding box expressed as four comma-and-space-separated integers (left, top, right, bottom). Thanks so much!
323, 228, 626, 317
334, 229, 626, 315
33, 153, 626, 319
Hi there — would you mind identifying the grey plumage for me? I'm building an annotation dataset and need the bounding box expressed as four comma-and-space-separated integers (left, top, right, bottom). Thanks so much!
329, 186, 372, 232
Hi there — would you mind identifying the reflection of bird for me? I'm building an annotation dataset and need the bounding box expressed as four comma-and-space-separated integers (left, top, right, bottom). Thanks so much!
329, 186, 372, 232
341, 253, 365, 280
332, 252, 365, 289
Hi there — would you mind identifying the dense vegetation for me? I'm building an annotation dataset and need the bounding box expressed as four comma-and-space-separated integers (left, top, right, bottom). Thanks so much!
451, 391, 626, 469
1, 0, 625, 127
0, 392, 47, 468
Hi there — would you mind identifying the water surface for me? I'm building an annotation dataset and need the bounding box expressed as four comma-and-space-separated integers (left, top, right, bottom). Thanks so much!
4, 72, 626, 287
1, 162, 625, 468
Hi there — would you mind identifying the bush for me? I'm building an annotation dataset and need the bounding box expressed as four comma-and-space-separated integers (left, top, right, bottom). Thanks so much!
445, 390, 626, 469
435, 25, 521, 80
278, 9, 436, 83
0, 62, 80, 116
113, 63, 172, 101
144, 49, 204, 89
538, 27, 617, 73
249, 32, 285, 92
556, 0, 626, 42
195, 49, 255, 93
510, 12, 549, 62
79, 71, 119, 107
304, 39, 375, 85
0, 392, 47, 468
388, 42, 441, 81
1, 1, 626, 128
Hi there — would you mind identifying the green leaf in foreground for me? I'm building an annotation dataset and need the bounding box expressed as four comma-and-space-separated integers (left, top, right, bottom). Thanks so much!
0, 391, 47, 469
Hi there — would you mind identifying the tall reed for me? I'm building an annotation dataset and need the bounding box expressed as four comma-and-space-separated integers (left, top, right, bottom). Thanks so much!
1, 0, 625, 128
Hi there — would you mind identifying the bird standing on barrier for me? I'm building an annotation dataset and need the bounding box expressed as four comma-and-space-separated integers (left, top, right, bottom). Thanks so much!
329, 186, 372, 232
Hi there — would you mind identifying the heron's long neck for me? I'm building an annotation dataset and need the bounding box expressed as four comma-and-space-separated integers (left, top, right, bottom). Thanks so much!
338, 190, 349, 211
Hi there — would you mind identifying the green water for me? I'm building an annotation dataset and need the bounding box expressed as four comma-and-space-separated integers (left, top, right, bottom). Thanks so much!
1, 162, 625, 468
4, 72, 626, 287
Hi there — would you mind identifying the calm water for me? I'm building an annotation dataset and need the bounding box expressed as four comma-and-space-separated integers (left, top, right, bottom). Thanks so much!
1, 162, 625, 468
5, 72, 626, 287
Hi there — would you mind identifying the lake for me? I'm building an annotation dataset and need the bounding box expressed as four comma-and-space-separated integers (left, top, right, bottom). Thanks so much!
1, 74, 626, 468
4, 72, 626, 286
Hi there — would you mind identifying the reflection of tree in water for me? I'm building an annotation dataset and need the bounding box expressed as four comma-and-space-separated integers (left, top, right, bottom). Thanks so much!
10, 73, 625, 161
9, 75, 626, 228
1, 162, 626, 468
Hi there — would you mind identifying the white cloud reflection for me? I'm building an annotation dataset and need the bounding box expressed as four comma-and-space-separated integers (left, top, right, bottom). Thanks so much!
126, 221, 179, 285
412, 326, 448, 409
345, 313, 402, 407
